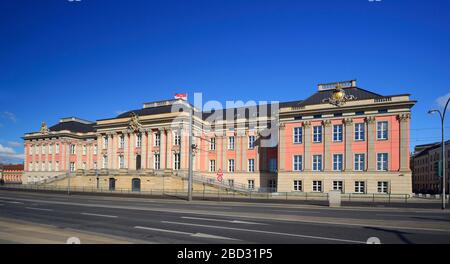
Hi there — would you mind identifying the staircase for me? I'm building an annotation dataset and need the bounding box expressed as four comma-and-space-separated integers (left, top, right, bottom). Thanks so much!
173, 171, 252, 194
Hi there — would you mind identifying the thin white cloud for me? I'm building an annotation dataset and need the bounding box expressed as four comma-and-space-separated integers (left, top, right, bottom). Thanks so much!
0, 143, 23, 161
1, 111, 17, 123
7, 141, 22, 148
436, 93, 450, 109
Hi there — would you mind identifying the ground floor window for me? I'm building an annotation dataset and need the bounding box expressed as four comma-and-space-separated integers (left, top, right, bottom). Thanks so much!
293, 180, 302, 191
228, 179, 234, 187
378, 181, 389, 193
312, 181, 322, 192
333, 181, 343, 192
355, 181, 365, 194
69, 162, 75, 172
154, 154, 160, 170
248, 179, 255, 190
173, 153, 180, 170
268, 179, 277, 192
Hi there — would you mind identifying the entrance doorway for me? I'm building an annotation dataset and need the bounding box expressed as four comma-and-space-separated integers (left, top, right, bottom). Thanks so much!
109, 178, 116, 191
132, 178, 141, 192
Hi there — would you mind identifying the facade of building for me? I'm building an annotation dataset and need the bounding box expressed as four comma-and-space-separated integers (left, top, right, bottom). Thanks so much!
22, 80, 416, 194
0, 164, 24, 184
411, 141, 450, 194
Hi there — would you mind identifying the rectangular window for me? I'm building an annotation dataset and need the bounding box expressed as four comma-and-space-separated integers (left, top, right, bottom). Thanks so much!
82, 145, 87, 155
154, 133, 161, 147
355, 181, 365, 193
354, 123, 365, 141
312, 155, 322, 171
377, 121, 388, 140
35, 145, 38, 155
102, 155, 108, 169
49, 144, 53, 154
173, 153, 180, 170
228, 179, 234, 187
29, 162, 33, 171
248, 159, 255, 172
55, 161, 59, 172
82, 162, 86, 170
56, 144, 60, 154
119, 155, 125, 169
30, 146, 33, 155
377, 153, 389, 171
48, 161, 52, 172
333, 125, 343, 142
293, 180, 302, 191
293, 155, 303, 171
333, 154, 343, 171
69, 162, 75, 172
103, 136, 109, 149
228, 159, 235, 172
378, 181, 389, 193
248, 180, 255, 190
174, 132, 181, 146
333, 181, 343, 192
209, 160, 216, 172
154, 154, 160, 170
93, 145, 97, 155
313, 126, 322, 143
248, 135, 255, 149
268, 180, 277, 192
42, 145, 46, 154
293, 127, 303, 144
70, 144, 76, 155
312, 181, 322, 192
119, 135, 125, 149
136, 133, 142, 147
209, 138, 216, 150
354, 154, 366, 171
228, 136, 235, 150
269, 158, 277, 172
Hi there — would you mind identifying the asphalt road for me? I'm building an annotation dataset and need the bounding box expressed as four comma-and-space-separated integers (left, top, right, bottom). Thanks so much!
0, 190, 450, 244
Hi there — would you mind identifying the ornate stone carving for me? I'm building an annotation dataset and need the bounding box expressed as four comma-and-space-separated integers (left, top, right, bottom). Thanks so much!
322, 85, 357, 107
128, 112, 142, 132
303, 121, 311, 128
40, 122, 49, 134
365, 116, 376, 124
343, 118, 353, 126
397, 113, 411, 122
322, 119, 332, 127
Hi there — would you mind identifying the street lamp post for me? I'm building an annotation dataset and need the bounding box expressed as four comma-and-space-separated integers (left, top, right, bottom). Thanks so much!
429, 96, 450, 210
187, 103, 193, 201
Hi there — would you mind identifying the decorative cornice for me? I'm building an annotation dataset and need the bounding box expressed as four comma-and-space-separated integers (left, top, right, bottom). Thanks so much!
303, 121, 311, 128
343, 118, 353, 125
365, 116, 376, 124
322, 120, 332, 127
397, 113, 411, 122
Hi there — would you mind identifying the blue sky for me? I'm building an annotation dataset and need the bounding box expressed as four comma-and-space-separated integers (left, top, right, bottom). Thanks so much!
0, 0, 449, 163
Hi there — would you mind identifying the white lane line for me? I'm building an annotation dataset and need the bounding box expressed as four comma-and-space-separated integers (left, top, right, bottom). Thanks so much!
162, 221, 365, 244
80, 212, 118, 218
134, 226, 238, 241
271, 210, 321, 214
182, 216, 267, 225
25, 207, 53, 212
7, 201, 23, 204
377, 214, 449, 219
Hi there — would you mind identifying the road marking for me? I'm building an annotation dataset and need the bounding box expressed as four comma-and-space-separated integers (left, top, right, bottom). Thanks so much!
7, 201, 23, 204
162, 221, 365, 244
182, 216, 266, 225
134, 226, 238, 241
377, 214, 449, 219
25, 207, 53, 212
80, 213, 118, 218
271, 210, 321, 214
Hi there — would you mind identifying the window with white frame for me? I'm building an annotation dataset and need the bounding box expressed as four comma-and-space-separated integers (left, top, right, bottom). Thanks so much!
82, 162, 86, 170
55, 161, 59, 172
154, 154, 160, 170
354, 154, 365, 171
228, 136, 235, 150
136, 133, 142, 147
69, 162, 75, 172
312, 181, 322, 192
378, 181, 389, 193
119, 135, 125, 149
174, 132, 181, 146
49, 144, 53, 154
269, 158, 277, 172
333, 154, 343, 171
377, 121, 388, 140
355, 181, 365, 193
313, 126, 322, 143
119, 155, 125, 169
56, 144, 60, 154
209, 160, 216, 172
248, 159, 255, 172
248, 135, 255, 149
34, 145, 38, 155
377, 153, 389, 171
293, 155, 303, 171
173, 153, 181, 170
103, 136, 108, 149
293, 180, 302, 191
293, 127, 303, 144
30, 145, 33, 155
42, 145, 46, 154
228, 179, 234, 187
82, 145, 87, 155
333, 125, 343, 142
354, 123, 365, 141
70, 144, 76, 155
29, 162, 33, 171
248, 179, 255, 190
48, 161, 52, 171
228, 159, 235, 172
312, 155, 322, 171
34, 162, 38, 171
268, 179, 277, 192
102, 155, 108, 169
93, 145, 97, 155
154, 132, 161, 147
333, 181, 343, 192
41, 162, 46, 171
209, 137, 216, 150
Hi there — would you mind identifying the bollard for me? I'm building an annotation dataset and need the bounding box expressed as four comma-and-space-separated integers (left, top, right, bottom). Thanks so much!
328, 190, 341, 208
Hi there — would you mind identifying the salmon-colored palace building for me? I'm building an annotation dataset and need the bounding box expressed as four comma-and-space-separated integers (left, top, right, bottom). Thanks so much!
22, 81, 416, 194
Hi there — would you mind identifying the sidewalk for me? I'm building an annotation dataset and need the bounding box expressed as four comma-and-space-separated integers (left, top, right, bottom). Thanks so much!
0, 217, 147, 244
